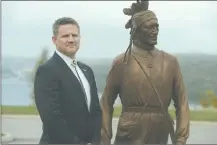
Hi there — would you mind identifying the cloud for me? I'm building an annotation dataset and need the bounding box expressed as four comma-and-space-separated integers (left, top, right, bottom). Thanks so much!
2, 1, 131, 26
2, 1, 217, 57
3, 1, 216, 27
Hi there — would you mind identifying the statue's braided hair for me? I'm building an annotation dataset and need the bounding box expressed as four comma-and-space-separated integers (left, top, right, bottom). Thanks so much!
122, 0, 149, 64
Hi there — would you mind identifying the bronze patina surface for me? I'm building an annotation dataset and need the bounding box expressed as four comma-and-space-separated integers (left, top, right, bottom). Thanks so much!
100, 1, 190, 145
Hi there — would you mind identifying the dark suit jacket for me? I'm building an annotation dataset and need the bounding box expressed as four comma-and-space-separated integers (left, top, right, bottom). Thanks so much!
34, 52, 102, 144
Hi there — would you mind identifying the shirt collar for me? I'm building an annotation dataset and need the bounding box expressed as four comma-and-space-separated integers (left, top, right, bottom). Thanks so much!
132, 45, 158, 58
55, 50, 77, 67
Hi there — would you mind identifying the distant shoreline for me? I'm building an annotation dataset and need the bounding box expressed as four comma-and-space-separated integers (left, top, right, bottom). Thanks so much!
2, 90, 206, 108
2, 92, 214, 111
1, 105, 217, 121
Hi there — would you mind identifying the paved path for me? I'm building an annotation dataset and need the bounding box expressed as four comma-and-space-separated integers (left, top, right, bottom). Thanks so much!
2, 115, 217, 144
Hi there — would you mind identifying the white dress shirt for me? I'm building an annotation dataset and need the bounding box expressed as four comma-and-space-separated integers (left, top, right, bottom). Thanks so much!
56, 50, 91, 111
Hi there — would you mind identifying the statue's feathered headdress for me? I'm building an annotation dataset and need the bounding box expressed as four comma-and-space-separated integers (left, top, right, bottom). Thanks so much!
122, 0, 150, 63
123, 0, 149, 29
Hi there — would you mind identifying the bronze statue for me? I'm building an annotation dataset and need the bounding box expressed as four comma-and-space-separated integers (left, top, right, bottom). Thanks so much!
100, 1, 190, 145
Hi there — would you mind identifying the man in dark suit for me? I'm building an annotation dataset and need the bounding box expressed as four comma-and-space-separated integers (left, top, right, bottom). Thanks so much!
34, 17, 102, 145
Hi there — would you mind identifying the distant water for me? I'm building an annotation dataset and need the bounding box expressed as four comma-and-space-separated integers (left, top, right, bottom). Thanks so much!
1, 78, 210, 110
2, 78, 32, 106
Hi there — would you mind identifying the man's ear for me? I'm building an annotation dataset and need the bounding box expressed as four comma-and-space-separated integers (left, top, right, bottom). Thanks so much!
52, 36, 56, 44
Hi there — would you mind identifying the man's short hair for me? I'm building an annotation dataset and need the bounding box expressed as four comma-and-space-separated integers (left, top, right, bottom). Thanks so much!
52, 17, 80, 36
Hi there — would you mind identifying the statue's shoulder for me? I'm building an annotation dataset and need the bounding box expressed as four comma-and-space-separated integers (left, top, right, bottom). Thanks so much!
112, 53, 125, 66
158, 49, 177, 61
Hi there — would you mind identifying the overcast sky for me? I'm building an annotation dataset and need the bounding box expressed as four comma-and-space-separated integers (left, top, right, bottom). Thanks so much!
2, 1, 217, 58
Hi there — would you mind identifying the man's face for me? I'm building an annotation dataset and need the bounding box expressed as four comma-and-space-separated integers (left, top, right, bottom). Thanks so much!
52, 24, 80, 57
135, 18, 159, 45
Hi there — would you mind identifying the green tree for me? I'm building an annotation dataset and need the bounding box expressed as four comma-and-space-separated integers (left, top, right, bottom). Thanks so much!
29, 47, 49, 106
199, 90, 217, 109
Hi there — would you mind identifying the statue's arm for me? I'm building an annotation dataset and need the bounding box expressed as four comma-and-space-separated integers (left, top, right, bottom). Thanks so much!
100, 56, 124, 145
172, 57, 190, 145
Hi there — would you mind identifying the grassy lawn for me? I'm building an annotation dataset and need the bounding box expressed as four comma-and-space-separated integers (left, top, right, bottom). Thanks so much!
1, 105, 217, 122
1, 105, 39, 115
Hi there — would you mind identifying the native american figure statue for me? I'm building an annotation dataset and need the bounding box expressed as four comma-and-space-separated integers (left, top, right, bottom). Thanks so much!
100, 1, 190, 145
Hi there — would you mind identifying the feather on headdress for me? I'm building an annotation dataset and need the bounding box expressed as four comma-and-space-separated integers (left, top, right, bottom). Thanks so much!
122, 0, 150, 63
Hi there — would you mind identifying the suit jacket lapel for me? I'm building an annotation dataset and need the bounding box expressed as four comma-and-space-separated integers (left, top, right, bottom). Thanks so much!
52, 53, 85, 93
53, 53, 93, 112
77, 62, 93, 86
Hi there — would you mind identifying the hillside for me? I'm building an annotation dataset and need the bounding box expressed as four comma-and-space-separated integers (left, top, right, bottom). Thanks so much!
2, 54, 217, 104
88, 54, 217, 104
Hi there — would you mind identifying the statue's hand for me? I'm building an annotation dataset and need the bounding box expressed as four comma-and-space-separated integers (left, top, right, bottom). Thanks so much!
175, 141, 185, 145
100, 130, 111, 145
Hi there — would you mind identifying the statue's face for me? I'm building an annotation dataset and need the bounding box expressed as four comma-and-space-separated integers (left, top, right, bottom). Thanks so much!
135, 18, 159, 46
